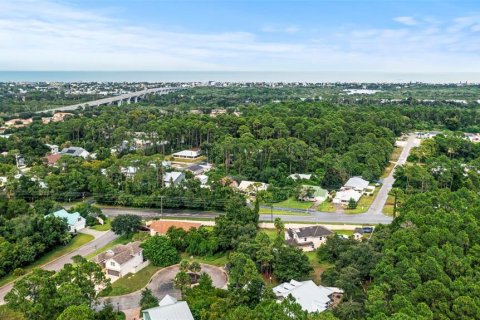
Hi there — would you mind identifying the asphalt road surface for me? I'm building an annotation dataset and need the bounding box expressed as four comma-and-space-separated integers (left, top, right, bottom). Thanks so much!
0, 230, 118, 304
99, 264, 227, 311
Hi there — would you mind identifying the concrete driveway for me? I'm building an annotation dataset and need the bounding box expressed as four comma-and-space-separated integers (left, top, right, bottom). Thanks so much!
100, 263, 227, 311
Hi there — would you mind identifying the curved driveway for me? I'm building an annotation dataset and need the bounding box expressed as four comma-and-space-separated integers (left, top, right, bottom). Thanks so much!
100, 263, 227, 311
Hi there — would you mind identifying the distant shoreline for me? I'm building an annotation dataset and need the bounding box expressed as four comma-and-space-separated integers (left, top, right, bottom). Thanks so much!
1, 71, 480, 83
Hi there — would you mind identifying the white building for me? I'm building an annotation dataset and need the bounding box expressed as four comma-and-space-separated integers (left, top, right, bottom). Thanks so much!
273, 280, 343, 313
288, 173, 312, 181
45, 143, 59, 154
238, 180, 269, 195
120, 166, 138, 178
92, 241, 148, 279
49, 209, 86, 233
164, 171, 185, 187
172, 149, 202, 159
60, 146, 90, 159
333, 189, 362, 205
142, 295, 194, 320
343, 176, 369, 192
286, 225, 333, 251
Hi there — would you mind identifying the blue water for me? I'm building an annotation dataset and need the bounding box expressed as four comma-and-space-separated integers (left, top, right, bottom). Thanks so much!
0, 71, 479, 83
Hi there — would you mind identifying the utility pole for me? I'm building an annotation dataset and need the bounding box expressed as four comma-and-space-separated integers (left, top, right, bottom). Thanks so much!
160, 196, 164, 219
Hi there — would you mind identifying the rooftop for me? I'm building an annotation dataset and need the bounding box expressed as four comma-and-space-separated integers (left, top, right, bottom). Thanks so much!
273, 280, 342, 313
49, 209, 83, 226
92, 241, 142, 265
149, 220, 202, 234
142, 295, 194, 320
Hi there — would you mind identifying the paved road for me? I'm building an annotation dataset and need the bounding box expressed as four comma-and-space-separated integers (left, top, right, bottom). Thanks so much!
0, 230, 118, 304
36, 87, 182, 114
99, 264, 227, 311
101, 135, 417, 226
367, 134, 416, 215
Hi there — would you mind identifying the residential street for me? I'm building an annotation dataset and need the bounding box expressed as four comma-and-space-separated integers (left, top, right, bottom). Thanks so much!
99, 264, 227, 311
101, 135, 417, 226
0, 230, 118, 304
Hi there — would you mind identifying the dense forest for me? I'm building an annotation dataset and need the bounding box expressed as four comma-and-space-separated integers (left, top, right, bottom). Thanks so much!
2, 87, 480, 319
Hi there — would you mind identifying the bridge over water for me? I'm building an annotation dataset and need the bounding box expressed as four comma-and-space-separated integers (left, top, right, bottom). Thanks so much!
36, 86, 182, 113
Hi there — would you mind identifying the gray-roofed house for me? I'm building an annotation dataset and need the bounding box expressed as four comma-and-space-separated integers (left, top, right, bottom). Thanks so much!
285, 225, 333, 251
353, 227, 364, 241
92, 241, 148, 279
163, 171, 185, 187
273, 280, 343, 313
142, 295, 194, 320
343, 176, 369, 192
60, 146, 90, 159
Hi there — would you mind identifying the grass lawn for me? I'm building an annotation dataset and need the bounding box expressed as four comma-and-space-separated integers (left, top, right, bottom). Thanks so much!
315, 201, 338, 213
0, 233, 94, 287
343, 186, 380, 214
259, 208, 310, 216
335, 230, 353, 236
381, 147, 402, 178
260, 228, 280, 241
0, 305, 24, 320
90, 220, 111, 231
383, 194, 395, 216
268, 197, 313, 210
305, 252, 332, 284
100, 264, 162, 297
180, 252, 229, 267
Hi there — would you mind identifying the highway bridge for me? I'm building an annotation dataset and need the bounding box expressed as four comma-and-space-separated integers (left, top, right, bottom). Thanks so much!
36, 86, 182, 113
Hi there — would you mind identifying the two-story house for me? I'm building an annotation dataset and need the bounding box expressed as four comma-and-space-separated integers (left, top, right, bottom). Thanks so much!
285, 225, 333, 251
92, 241, 148, 279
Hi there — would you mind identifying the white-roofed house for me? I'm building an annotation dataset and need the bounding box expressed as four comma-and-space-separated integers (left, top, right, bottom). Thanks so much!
172, 149, 202, 160
343, 176, 369, 192
238, 180, 269, 195
142, 295, 194, 320
120, 166, 138, 179
332, 189, 362, 205
288, 173, 312, 181
273, 280, 343, 313
163, 172, 185, 188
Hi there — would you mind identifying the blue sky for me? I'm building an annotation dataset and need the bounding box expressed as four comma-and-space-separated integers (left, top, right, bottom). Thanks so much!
0, 0, 479, 71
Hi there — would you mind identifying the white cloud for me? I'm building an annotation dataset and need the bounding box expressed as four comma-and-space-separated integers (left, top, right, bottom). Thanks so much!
393, 16, 419, 26
0, 0, 479, 73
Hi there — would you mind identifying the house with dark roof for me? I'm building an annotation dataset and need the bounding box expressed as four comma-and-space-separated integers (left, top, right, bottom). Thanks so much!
286, 225, 333, 251
60, 146, 90, 159
92, 241, 148, 279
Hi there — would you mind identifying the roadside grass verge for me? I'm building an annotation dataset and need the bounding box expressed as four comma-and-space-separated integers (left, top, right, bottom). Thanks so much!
265, 197, 313, 210
383, 195, 395, 216
381, 147, 402, 178
343, 186, 380, 214
90, 220, 112, 231
259, 208, 310, 216
0, 305, 24, 320
315, 200, 338, 213
0, 233, 94, 287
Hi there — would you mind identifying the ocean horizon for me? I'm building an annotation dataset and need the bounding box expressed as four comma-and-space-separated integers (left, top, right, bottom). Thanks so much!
1, 71, 480, 84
